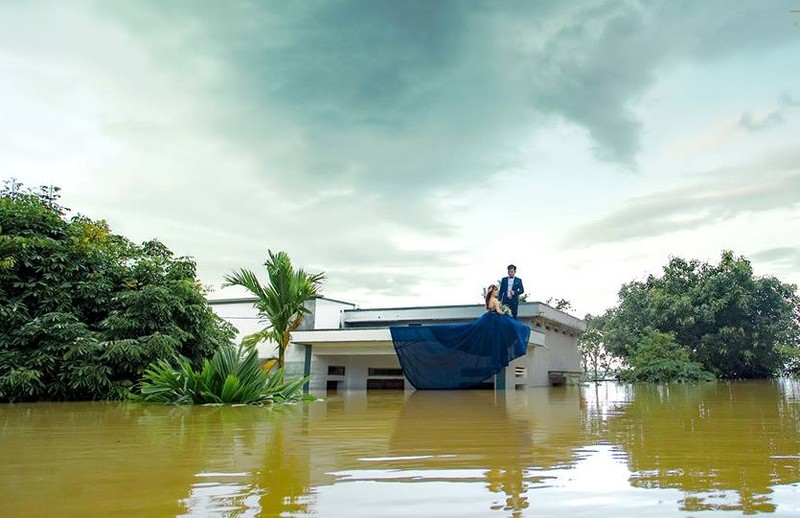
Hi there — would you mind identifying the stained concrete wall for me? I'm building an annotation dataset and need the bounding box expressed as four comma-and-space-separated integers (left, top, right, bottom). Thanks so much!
307, 354, 406, 391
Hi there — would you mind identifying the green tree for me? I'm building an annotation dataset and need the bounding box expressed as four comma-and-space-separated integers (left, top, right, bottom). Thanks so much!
603, 251, 800, 380
578, 315, 614, 381
0, 179, 235, 401
546, 297, 573, 312
223, 250, 324, 373
619, 329, 714, 383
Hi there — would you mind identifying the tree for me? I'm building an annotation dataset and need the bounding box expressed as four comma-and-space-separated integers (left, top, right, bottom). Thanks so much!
618, 329, 714, 383
578, 315, 614, 381
546, 297, 573, 312
0, 179, 235, 402
223, 250, 324, 373
603, 251, 800, 380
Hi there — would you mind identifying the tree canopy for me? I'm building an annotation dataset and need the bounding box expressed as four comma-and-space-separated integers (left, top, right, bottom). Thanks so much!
600, 251, 800, 380
0, 180, 235, 401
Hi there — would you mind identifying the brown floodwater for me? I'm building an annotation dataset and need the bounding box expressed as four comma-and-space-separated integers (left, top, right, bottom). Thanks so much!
2, 380, 800, 517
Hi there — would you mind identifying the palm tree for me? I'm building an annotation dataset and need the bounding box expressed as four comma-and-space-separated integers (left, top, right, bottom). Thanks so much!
223, 251, 325, 375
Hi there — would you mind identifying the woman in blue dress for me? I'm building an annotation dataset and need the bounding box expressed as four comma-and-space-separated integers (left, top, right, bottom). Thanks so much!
389, 282, 530, 389
485, 284, 505, 314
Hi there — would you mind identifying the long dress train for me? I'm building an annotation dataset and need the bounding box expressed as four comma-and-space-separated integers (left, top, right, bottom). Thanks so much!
390, 312, 531, 390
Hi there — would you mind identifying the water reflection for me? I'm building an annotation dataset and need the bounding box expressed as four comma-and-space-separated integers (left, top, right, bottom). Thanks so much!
389, 391, 533, 515
603, 380, 800, 514
305, 388, 590, 517
2, 380, 800, 517
175, 404, 314, 517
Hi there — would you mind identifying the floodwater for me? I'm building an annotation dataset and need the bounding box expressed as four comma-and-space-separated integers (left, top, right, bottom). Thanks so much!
2, 380, 800, 517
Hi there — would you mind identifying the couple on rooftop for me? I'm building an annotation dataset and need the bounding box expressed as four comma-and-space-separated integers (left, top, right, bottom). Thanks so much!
392, 263, 530, 390
485, 264, 524, 319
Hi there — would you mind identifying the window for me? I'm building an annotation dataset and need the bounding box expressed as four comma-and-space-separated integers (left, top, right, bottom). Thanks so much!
367, 368, 403, 376
328, 366, 345, 376
367, 378, 404, 390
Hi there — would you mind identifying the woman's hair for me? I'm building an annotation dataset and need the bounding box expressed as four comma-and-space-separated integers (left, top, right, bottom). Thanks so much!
485, 284, 497, 309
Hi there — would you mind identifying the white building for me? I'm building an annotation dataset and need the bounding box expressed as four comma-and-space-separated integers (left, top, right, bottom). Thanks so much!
209, 297, 586, 391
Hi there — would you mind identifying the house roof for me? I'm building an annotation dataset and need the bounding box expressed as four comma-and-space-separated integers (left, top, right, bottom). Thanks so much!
291, 326, 547, 350
207, 295, 357, 307
342, 302, 586, 333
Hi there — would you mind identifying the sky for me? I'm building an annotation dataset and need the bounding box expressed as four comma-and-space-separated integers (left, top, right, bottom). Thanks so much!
2, 0, 799, 317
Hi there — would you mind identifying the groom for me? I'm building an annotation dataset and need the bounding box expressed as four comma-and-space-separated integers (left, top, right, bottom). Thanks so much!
499, 264, 524, 319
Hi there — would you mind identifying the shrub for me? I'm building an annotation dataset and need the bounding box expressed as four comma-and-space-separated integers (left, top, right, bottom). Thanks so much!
618, 329, 715, 383
135, 346, 311, 405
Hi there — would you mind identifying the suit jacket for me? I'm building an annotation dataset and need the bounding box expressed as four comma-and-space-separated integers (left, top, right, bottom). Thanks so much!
499, 276, 524, 305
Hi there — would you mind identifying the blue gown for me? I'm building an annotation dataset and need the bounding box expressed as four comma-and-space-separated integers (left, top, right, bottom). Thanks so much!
390, 311, 531, 390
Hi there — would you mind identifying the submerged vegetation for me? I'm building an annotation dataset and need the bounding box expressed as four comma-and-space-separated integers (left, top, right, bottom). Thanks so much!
0, 180, 322, 405
0, 180, 235, 402
135, 345, 310, 405
223, 250, 324, 375
617, 330, 715, 383
582, 251, 800, 383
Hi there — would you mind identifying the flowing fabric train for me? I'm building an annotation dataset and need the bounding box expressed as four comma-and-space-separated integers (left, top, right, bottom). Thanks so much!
390, 312, 531, 390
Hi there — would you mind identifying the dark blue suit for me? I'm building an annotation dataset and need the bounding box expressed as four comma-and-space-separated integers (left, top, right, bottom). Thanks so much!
499, 276, 524, 318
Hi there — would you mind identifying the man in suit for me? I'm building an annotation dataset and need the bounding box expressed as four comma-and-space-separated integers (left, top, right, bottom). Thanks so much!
499, 264, 524, 319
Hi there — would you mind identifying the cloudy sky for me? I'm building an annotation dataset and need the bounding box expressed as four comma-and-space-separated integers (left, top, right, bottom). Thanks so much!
2, 1, 799, 316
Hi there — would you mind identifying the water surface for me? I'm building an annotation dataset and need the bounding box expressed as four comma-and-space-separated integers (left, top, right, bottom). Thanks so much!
2, 380, 799, 517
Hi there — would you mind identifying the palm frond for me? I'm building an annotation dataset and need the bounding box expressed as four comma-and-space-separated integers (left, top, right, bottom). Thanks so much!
222, 268, 269, 301
223, 250, 326, 376
240, 328, 272, 349
133, 346, 307, 405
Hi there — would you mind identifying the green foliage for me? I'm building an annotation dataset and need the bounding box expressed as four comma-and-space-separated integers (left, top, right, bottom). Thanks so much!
0, 179, 236, 402
223, 250, 324, 373
578, 315, 616, 381
135, 346, 310, 405
546, 297, 573, 312
618, 329, 715, 383
602, 251, 800, 380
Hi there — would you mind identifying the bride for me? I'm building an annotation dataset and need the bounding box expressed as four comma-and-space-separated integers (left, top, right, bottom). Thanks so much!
389, 282, 530, 389
484, 284, 505, 314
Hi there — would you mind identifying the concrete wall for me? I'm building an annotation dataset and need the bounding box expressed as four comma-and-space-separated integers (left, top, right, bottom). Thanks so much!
307, 353, 406, 391
210, 296, 355, 367
498, 315, 582, 388
314, 298, 355, 329
210, 300, 263, 344
207, 299, 280, 359
526, 320, 582, 387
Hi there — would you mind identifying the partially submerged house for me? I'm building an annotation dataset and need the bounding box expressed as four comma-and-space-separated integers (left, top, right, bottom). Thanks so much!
209, 297, 586, 391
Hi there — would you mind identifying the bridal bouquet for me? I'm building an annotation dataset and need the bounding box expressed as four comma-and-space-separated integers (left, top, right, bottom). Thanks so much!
500, 304, 513, 317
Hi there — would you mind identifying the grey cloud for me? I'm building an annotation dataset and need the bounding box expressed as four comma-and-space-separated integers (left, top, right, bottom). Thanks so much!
751, 247, 799, 263
750, 246, 800, 274
529, 3, 651, 166
739, 111, 784, 131
196, 228, 465, 299
739, 94, 799, 132
6, 0, 799, 302
527, 1, 797, 167
565, 148, 800, 247
96, 0, 798, 179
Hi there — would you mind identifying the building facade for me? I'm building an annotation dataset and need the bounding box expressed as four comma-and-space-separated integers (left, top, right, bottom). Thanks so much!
209, 297, 586, 391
